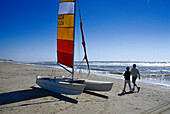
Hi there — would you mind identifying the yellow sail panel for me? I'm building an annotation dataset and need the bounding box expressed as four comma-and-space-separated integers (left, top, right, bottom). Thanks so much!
58, 14, 74, 27
57, 28, 74, 41
60, 0, 75, 3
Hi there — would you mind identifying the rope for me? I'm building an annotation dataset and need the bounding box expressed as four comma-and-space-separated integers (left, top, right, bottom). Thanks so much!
77, 0, 90, 72
71, 0, 90, 79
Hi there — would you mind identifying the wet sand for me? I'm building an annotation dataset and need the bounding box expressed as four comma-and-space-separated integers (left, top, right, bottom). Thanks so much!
0, 61, 170, 114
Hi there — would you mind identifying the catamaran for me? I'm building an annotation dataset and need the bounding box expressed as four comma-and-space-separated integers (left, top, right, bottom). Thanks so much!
36, 0, 113, 95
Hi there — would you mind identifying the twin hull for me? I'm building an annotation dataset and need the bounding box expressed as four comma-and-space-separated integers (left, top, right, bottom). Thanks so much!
36, 76, 85, 95
36, 76, 113, 95
83, 79, 113, 91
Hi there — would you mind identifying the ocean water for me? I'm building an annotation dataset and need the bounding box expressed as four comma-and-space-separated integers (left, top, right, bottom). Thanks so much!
29, 61, 170, 86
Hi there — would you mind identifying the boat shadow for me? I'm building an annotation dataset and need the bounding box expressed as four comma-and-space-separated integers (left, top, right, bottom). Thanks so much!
83, 90, 109, 99
0, 86, 78, 106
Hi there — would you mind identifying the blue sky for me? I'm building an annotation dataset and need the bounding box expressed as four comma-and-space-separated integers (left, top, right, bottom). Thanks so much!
0, 0, 170, 62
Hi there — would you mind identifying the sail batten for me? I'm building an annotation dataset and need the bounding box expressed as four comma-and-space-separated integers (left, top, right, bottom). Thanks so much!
57, 0, 75, 68
60, 0, 75, 3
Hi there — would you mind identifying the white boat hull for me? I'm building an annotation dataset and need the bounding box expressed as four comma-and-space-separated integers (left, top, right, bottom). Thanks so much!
83, 79, 113, 91
36, 76, 85, 95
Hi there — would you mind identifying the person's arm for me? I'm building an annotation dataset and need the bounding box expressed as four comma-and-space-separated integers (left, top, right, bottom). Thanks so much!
137, 69, 140, 79
123, 72, 126, 78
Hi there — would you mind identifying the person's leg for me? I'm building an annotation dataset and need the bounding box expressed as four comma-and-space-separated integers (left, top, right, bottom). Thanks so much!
134, 77, 140, 92
132, 77, 135, 91
134, 77, 138, 88
137, 86, 140, 92
128, 80, 132, 91
123, 80, 127, 92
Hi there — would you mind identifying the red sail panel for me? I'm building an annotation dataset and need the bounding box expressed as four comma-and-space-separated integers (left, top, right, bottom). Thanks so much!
57, 52, 73, 67
57, 40, 73, 54
57, 1, 75, 68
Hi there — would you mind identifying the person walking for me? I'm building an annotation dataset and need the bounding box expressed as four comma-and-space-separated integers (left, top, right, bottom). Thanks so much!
131, 64, 140, 92
122, 67, 132, 94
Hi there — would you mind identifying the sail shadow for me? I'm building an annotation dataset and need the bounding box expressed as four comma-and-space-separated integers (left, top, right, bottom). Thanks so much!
83, 90, 108, 99
0, 86, 78, 106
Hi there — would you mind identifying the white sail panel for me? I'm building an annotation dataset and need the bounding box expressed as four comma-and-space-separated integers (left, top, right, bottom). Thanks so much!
58, 2, 75, 15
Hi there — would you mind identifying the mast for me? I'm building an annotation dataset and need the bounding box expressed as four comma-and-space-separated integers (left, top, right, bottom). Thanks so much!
72, 0, 76, 80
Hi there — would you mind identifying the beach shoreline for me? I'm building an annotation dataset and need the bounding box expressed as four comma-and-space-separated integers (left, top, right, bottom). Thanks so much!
0, 61, 170, 114
25, 60, 170, 87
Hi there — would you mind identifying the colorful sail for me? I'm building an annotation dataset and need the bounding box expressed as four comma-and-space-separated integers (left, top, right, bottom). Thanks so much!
57, 0, 75, 68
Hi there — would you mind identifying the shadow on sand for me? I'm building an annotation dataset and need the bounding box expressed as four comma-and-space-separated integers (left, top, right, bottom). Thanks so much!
118, 91, 137, 96
84, 90, 109, 99
0, 86, 78, 106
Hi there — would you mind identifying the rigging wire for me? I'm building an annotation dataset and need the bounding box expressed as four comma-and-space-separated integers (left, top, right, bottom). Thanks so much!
77, 0, 90, 72
77, 0, 90, 79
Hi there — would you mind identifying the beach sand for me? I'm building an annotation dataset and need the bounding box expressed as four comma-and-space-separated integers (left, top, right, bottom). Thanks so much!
0, 61, 170, 114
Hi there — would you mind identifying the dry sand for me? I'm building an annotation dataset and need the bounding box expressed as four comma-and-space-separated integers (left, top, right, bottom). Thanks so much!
0, 61, 170, 114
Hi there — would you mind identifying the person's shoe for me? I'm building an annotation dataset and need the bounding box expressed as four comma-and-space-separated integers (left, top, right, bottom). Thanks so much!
122, 91, 126, 94
129, 90, 133, 93
132, 88, 135, 92
137, 87, 140, 92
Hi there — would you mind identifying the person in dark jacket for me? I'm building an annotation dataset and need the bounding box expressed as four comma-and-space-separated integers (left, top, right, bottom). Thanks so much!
122, 67, 132, 93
